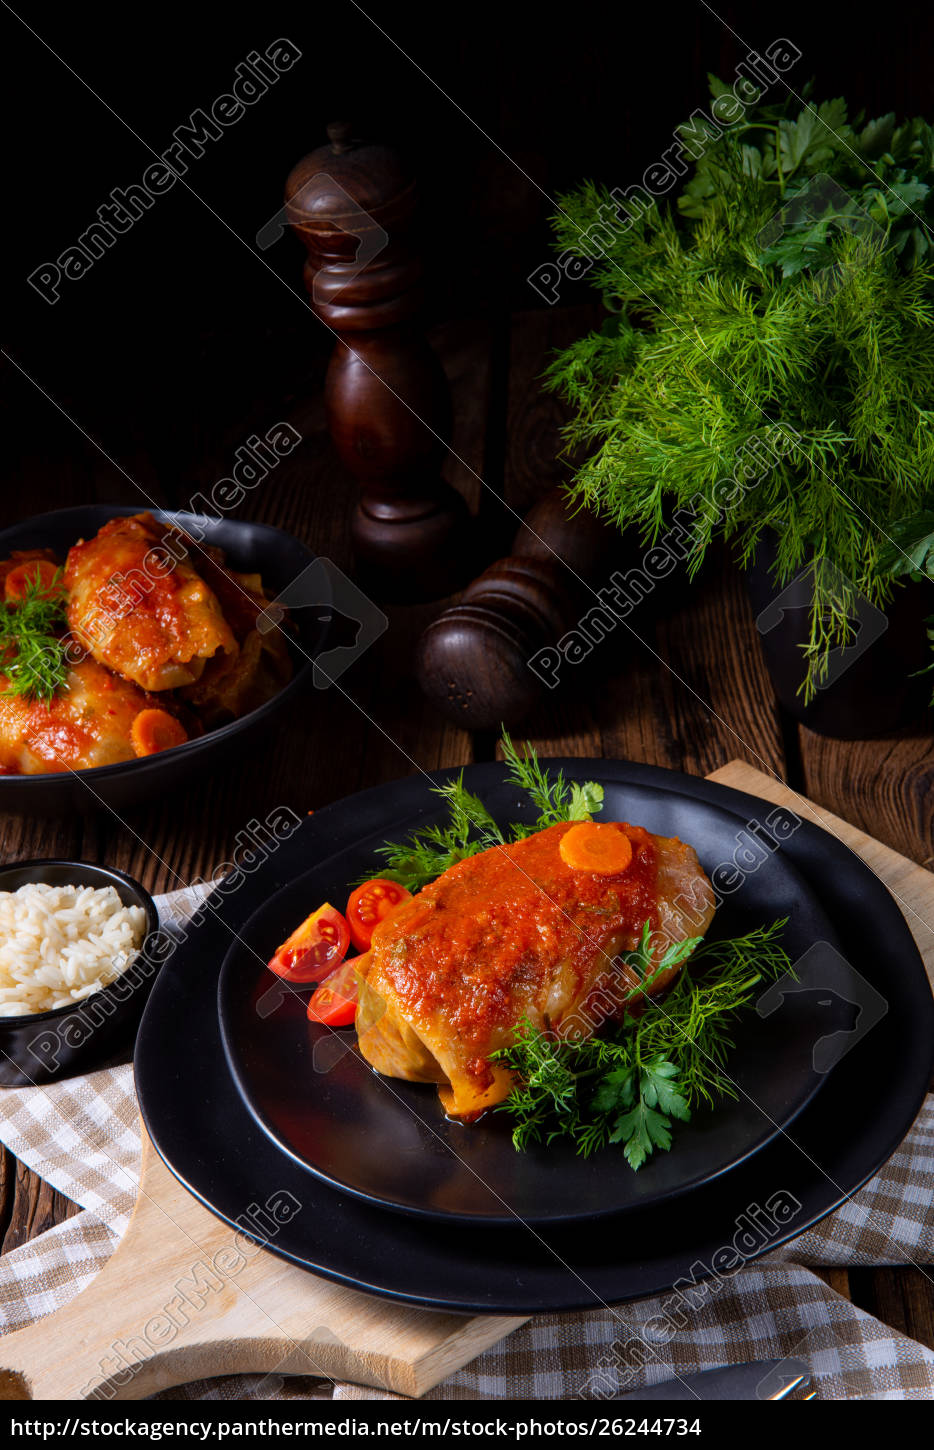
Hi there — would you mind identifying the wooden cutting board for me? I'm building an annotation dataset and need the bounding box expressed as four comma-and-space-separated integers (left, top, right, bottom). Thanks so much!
1, 760, 930, 1400
0, 1125, 525, 1401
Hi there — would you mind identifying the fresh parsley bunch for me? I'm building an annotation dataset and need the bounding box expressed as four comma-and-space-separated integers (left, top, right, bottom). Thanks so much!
545, 81, 934, 699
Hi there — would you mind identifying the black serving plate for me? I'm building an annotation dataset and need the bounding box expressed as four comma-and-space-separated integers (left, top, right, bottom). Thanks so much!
0, 506, 328, 814
217, 785, 848, 1224
0, 859, 159, 1086
135, 760, 934, 1314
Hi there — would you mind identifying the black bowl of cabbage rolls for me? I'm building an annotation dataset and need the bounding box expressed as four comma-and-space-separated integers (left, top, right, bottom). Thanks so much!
0, 506, 332, 813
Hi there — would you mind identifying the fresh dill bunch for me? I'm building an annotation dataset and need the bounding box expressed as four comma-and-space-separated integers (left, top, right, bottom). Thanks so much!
492, 918, 790, 1170
371, 734, 603, 893
0, 572, 69, 703
544, 81, 934, 699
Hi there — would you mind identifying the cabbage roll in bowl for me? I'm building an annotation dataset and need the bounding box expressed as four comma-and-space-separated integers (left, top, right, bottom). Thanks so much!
0, 511, 294, 777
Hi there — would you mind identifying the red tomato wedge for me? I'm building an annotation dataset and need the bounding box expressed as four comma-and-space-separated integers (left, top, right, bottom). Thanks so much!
306, 958, 360, 1026
346, 879, 412, 951
267, 903, 350, 983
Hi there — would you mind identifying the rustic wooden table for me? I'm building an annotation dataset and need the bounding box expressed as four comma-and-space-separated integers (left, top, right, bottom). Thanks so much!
1, 305, 932, 1360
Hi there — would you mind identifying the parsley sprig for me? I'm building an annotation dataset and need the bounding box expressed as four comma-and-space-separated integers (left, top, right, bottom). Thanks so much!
0, 573, 69, 703
491, 920, 791, 1170
373, 732, 604, 892
620, 920, 701, 1003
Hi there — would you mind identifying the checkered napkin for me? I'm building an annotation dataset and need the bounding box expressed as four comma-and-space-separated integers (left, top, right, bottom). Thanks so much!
0, 886, 931, 1402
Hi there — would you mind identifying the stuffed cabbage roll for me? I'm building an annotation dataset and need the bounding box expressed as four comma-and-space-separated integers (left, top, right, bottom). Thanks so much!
65, 513, 236, 692
356, 821, 715, 1121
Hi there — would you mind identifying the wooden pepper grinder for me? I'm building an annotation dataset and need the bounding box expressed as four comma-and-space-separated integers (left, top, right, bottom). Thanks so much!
285, 122, 471, 601
416, 488, 620, 729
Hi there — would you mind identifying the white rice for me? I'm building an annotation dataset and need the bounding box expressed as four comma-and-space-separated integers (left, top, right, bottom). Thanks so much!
0, 882, 147, 1017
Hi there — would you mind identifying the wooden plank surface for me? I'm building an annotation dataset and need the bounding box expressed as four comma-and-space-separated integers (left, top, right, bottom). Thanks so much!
708, 760, 934, 995
1, 307, 932, 1373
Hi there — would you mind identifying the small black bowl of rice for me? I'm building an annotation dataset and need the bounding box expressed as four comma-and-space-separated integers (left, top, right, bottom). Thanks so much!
0, 860, 160, 1085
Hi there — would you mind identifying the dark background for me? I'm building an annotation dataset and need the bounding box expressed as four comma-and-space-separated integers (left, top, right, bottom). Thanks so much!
4, 0, 934, 517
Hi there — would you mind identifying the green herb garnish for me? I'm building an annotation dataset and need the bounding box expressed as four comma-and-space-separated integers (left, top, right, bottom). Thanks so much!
491, 920, 791, 1170
619, 920, 703, 1002
374, 778, 505, 891
500, 729, 605, 837
0, 572, 69, 702
372, 733, 604, 892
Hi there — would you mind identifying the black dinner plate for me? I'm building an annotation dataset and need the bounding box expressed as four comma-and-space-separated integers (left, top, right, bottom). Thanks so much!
0, 505, 328, 814
136, 760, 934, 1313
217, 781, 849, 1224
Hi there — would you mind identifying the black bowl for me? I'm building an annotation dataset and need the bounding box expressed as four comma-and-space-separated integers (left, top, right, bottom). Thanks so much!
0, 506, 328, 813
0, 859, 160, 1086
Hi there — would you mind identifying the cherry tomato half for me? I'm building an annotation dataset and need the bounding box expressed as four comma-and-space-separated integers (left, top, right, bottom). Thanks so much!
345, 878, 412, 951
267, 903, 350, 983
306, 958, 360, 1026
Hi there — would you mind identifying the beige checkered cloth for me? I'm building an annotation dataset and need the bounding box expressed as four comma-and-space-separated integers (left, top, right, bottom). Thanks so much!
0, 887, 931, 1401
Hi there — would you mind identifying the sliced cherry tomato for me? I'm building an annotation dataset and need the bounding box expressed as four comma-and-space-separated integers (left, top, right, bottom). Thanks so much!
4, 560, 63, 603
267, 903, 350, 983
345, 878, 412, 951
306, 958, 359, 1026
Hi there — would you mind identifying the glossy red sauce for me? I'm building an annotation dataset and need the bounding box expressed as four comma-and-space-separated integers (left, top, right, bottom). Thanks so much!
69, 527, 187, 651
370, 821, 658, 1049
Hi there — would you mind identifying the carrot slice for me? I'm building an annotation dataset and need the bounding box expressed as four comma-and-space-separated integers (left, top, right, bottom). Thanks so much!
131, 708, 188, 757
4, 560, 62, 603
559, 821, 633, 875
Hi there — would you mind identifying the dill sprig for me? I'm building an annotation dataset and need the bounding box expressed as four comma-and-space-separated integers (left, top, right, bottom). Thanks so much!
374, 777, 505, 891
372, 733, 604, 892
0, 572, 69, 703
491, 919, 791, 1170
500, 729, 604, 836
